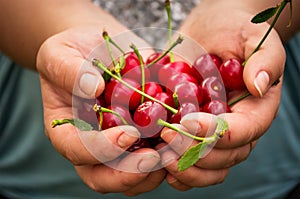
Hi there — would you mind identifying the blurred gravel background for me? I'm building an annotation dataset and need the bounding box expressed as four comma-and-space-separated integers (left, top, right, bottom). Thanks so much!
93, 0, 200, 47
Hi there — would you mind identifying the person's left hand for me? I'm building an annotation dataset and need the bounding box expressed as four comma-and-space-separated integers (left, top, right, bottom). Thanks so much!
158, 0, 285, 191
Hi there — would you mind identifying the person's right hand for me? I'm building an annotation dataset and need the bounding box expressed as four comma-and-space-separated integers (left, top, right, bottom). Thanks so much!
36, 25, 166, 196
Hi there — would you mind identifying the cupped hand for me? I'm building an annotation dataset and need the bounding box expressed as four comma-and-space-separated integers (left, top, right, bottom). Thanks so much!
36, 25, 166, 195
159, 0, 285, 191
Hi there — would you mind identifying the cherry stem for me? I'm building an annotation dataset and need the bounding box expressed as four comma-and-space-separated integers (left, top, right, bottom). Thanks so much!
157, 119, 218, 144
165, 0, 174, 62
147, 35, 184, 68
92, 58, 178, 114
242, 1, 289, 67
130, 43, 146, 103
228, 91, 251, 106
172, 92, 179, 108
93, 104, 128, 127
102, 30, 126, 55
103, 30, 118, 67
52, 119, 72, 128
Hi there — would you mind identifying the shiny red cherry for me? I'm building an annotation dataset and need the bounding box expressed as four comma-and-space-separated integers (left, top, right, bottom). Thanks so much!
133, 101, 168, 138
127, 138, 151, 152
203, 100, 231, 115
101, 105, 132, 130
193, 53, 223, 79
121, 52, 151, 83
219, 58, 245, 91
174, 82, 203, 105
169, 102, 200, 124
201, 76, 227, 103
104, 78, 141, 110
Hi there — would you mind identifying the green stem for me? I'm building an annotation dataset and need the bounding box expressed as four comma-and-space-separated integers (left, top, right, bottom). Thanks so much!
103, 31, 117, 67
93, 104, 128, 126
228, 92, 251, 106
130, 43, 145, 103
92, 59, 178, 114
51, 119, 72, 128
165, 0, 174, 62
147, 35, 184, 68
157, 119, 218, 143
242, 1, 288, 66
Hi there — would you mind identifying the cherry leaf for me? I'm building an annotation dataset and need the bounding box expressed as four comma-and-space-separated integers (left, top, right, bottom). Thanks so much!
251, 6, 279, 24
178, 142, 209, 171
52, 118, 94, 131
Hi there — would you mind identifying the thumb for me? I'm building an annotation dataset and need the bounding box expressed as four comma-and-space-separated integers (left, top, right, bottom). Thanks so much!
37, 36, 104, 99
243, 30, 286, 97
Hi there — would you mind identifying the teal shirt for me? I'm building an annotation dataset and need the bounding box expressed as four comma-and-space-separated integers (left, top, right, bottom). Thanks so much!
0, 33, 299, 199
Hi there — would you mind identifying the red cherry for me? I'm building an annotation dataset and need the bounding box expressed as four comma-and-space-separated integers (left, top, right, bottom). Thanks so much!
203, 100, 231, 115
164, 72, 198, 91
174, 82, 203, 105
104, 78, 141, 110
146, 52, 171, 81
201, 76, 227, 103
169, 102, 200, 124
146, 52, 171, 65
133, 101, 168, 138
101, 105, 132, 130
158, 61, 199, 84
219, 58, 245, 91
121, 52, 151, 83
193, 53, 223, 79
154, 92, 176, 108
144, 82, 164, 100
127, 138, 151, 152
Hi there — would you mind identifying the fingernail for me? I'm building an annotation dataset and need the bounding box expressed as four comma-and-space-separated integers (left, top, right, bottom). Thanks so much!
117, 125, 140, 148
79, 73, 100, 97
138, 155, 160, 173
167, 175, 178, 184
254, 71, 270, 97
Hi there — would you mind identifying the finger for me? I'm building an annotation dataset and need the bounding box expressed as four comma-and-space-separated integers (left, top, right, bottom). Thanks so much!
161, 148, 229, 187
124, 169, 166, 196
180, 92, 279, 148
194, 140, 257, 169
160, 124, 198, 156
166, 174, 192, 191
161, 126, 256, 170
242, 23, 286, 97
75, 148, 161, 194
48, 123, 140, 165
37, 35, 104, 99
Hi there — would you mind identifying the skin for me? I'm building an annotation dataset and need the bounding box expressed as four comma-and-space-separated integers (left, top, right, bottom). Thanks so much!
160, 0, 300, 191
0, 0, 299, 196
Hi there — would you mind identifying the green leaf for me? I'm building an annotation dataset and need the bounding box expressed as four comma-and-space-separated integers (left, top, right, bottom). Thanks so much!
178, 142, 209, 171
52, 118, 94, 131
251, 6, 279, 24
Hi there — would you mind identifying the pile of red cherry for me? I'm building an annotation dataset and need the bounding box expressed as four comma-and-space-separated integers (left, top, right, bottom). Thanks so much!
78, 51, 245, 151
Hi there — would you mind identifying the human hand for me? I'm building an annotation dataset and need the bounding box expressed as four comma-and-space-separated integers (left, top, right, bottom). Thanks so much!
36, 25, 166, 196
159, 0, 285, 190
